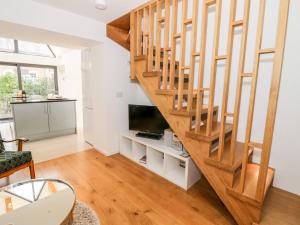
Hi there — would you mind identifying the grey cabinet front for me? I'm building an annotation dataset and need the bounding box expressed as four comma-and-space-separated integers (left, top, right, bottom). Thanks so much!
13, 101, 76, 141
48, 102, 76, 132
13, 103, 49, 138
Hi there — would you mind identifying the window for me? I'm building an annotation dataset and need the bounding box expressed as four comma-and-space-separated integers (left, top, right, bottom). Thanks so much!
0, 63, 58, 119
18, 41, 55, 57
21, 66, 57, 96
0, 65, 18, 119
0, 38, 15, 52
0, 38, 55, 58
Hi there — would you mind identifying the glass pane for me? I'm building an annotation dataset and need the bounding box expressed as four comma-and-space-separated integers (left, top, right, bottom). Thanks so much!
0, 65, 19, 119
0, 38, 15, 52
18, 41, 54, 57
21, 66, 56, 97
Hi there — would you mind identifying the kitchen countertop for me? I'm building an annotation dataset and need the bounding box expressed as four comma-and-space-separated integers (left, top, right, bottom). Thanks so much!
10, 98, 77, 104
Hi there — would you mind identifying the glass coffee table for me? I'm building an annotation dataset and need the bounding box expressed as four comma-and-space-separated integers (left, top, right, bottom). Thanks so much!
0, 179, 76, 225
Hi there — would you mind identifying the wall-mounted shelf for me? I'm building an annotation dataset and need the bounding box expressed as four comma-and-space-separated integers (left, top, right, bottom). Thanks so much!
120, 131, 201, 190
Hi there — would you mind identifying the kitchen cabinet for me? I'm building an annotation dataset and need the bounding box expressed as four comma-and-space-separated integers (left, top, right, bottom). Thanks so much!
48, 102, 76, 132
13, 103, 49, 138
12, 100, 76, 141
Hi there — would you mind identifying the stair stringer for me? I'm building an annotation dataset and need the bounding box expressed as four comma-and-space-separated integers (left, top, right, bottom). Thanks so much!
134, 58, 260, 225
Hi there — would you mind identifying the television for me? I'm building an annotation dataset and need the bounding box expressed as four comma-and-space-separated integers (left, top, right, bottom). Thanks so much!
129, 104, 169, 135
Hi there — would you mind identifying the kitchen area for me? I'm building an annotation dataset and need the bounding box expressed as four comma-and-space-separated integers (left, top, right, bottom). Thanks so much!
11, 96, 77, 141
0, 39, 90, 162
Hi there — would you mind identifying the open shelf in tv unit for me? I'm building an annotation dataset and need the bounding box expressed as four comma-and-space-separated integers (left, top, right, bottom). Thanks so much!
119, 130, 201, 190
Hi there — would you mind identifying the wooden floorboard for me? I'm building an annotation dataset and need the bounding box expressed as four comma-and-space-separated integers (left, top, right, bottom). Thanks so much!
0, 149, 299, 225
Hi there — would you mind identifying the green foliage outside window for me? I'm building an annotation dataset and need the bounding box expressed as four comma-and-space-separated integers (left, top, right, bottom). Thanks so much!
0, 72, 18, 117
23, 77, 55, 97
0, 71, 56, 118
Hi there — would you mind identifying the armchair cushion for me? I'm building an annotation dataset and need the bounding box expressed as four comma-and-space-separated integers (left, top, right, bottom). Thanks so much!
0, 151, 32, 174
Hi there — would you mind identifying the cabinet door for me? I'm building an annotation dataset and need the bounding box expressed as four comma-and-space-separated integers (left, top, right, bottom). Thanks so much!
48, 102, 76, 132
13, 103, 49, 138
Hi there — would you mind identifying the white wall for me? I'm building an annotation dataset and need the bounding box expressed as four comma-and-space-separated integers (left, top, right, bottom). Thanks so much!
57, 50, 83, 129
0, 0, 105, 43
0, 0, 104, 49
82, 39, 142, 156
269, 0, 300, 195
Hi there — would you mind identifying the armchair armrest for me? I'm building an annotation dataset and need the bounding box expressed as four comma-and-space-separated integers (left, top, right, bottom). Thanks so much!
0, 138, 29, 151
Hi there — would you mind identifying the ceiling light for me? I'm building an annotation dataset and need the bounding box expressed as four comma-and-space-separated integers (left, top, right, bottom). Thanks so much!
95, 0, 107, 10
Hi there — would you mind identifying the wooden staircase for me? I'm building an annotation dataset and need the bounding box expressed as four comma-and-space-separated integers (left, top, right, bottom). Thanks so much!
107, 0, 290, 224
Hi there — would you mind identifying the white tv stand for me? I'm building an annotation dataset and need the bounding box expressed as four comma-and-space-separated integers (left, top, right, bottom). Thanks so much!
120, 131, 201, 190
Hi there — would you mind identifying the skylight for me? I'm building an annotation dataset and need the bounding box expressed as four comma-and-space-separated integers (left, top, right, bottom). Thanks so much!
0, 38, 15, 52
0, 38, 55, 58
18, 41, 55, 57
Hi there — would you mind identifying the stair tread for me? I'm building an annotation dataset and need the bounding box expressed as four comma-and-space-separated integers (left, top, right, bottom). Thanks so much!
205, 141, 253, 172
135, 55, 147, 61
170, 105, 218, 117
187, 122, 233, 142
143, 71, 188, 81
170, 108, 196, 117
143, 71, 160, 77
174, 74, 189, 79
174, 90, 198, 96
228, 164, 275, 206
155, 89, 175, 95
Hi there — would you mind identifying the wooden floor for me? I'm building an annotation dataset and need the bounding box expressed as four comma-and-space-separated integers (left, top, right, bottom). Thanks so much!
1, 149, 299, 225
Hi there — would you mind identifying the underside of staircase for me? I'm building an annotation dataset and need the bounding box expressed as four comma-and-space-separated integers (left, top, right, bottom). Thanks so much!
107, 1, 290, 225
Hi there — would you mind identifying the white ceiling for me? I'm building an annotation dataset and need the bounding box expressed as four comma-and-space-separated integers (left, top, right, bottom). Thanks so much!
33, 0, 148, 23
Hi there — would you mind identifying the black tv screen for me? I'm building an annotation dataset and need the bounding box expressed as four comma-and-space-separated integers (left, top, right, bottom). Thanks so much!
129, 104, 169, 134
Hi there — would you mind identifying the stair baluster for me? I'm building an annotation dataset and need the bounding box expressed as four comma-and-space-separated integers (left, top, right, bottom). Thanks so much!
186, 0, 200, 112
130, 11, 137, 79
195, 0, 210, 133
169, 0, 179, 90
148, 4, 155, 72
162, 0, 171, 90
206, 0, 222, 137
255, 0, 290, 202
155, 0, 162, 73
136, 10, 143, 56
143, 7, 149, 56
217, 0, 238, 161
177, 0, 189, 110
239, 0, 267, 194
229, 0, 251, 165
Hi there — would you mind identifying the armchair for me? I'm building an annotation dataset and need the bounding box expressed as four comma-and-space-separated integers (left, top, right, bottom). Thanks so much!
0, 132, 35, 180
